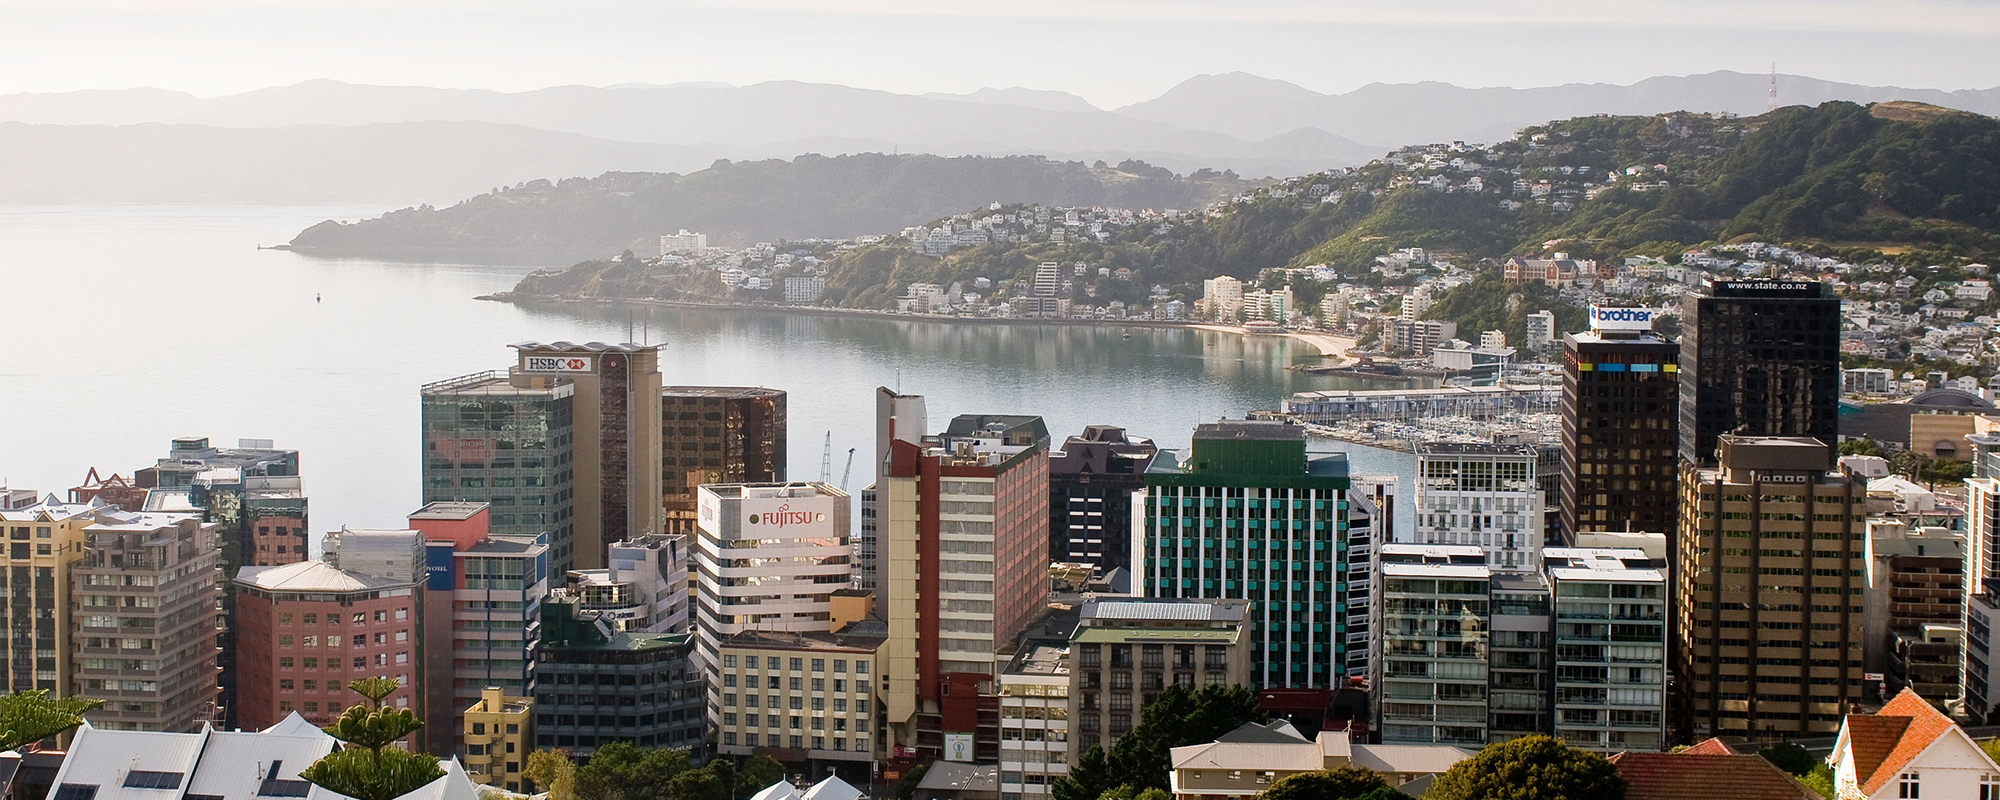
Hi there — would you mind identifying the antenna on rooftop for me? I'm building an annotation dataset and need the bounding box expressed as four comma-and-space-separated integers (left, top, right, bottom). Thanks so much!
1767, 63, 1778, 113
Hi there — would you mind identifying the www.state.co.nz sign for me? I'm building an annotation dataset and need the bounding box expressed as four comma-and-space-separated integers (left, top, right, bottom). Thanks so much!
524, 355, 594, 373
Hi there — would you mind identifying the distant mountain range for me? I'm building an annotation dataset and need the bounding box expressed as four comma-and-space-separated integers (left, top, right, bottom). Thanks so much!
1, 71, 1995, 205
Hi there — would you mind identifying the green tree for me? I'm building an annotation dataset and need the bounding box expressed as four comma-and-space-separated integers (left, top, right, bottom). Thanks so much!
1102, 684, 1270, 791
574, 742, 694, 800
1053, 746, 1115, 800
1425, 736, 1625, 800
1838, 438, 1885, 457
1798, 764, 1836, 799
894, 763, 930, 800
525, 750, 577, 800
0, 690, 102, 751
298, 678, 444, 800
1757, 743, 1818, 776
1255, 767, 1403, 800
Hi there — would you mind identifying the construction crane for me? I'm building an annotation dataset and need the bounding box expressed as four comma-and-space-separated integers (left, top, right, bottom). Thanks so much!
819, 432, 833, 484
840, 448, 856, 490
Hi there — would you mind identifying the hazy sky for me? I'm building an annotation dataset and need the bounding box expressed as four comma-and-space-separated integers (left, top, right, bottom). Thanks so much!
7, 0, 1999, 105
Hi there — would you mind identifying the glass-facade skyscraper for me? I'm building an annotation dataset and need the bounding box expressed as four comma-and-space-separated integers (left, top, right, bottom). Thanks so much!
421, 370, 574, 566
1678, 279, 1841, 466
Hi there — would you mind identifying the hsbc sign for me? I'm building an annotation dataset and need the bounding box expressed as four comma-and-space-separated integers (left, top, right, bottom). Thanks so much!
1588, 305, 1655, 332
524, 355, 594, 373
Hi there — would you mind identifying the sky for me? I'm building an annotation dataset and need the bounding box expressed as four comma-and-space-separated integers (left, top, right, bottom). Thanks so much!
5, 0, 2000, 106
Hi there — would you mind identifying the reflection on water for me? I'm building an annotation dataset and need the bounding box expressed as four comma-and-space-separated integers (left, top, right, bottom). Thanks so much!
0, 205, 1419, 535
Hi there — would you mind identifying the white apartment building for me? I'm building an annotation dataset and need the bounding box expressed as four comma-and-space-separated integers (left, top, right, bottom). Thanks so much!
1413, 443, 1544, 571
693, 483, 853, 670
1202, 276, 1243, 321
661, 229, 708, 255
1000, 643, 1071, 793
1526, 310, 1557, 352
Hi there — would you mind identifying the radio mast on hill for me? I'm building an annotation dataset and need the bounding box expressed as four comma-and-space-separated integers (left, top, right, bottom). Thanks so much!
1768, 63, 1779, 113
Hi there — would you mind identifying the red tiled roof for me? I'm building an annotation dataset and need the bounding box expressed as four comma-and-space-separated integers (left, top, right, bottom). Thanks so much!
1680, 737, 1739, 755
1608, 753, 1820, 800
1854, 688, 1958, 796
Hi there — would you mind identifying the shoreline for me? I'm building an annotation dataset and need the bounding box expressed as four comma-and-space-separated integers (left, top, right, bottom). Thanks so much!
483, 292, 1359, 359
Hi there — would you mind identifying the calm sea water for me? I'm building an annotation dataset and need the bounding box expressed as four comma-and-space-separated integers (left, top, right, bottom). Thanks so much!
0, 205, 1415, 539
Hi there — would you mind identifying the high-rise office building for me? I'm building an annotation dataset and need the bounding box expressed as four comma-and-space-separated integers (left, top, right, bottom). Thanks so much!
536, 593, 702, 758
75, 510, 222, 732
1137, 420, 1350, 689
692, 482, 853, 670
1561, 307, 1680, 539
1678, 279, 1841, 466
878, 411, 1050, 763
423, 341, 664, 573
232, 560, 420, 731
857, 388, 929, 590
660, 386, 787, 535
1413, 443, 1544, 571
1048, 425, 1157, 574
407, 502, 550, 757
1675, 436, 1864, 741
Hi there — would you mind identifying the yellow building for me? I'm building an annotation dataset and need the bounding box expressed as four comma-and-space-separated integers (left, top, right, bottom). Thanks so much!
0, 496, 103, 697
463, 686, 532, 791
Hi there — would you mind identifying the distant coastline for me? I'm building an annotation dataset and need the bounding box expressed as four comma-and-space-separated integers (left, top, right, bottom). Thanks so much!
480, 291, 1354, 358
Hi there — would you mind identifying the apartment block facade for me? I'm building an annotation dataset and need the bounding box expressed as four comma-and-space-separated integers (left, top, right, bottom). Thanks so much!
1138, 420, 1350, 689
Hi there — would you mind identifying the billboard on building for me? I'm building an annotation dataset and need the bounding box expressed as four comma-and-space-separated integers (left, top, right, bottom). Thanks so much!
944, 733, 974, 762
1587, 305, 1655, 332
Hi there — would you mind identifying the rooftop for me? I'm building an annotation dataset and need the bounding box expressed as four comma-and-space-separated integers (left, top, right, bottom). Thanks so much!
510, 340, 663, 353
721, 628, 886, 653
1192, 419, 1305, 442
1415, 441, 1537, 457
235, 560, 413, 593
409, 501, 487, 521
1004, 642, 1069, 677
1080, 598, 1247, 623
662, 385, 786, 398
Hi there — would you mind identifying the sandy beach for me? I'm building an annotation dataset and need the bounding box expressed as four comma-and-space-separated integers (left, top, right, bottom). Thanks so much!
1190, 324, 1360, 367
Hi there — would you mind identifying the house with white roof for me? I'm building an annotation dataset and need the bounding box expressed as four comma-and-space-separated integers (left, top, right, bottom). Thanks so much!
47, 713, 482, 800
1168, 720, 1469, 800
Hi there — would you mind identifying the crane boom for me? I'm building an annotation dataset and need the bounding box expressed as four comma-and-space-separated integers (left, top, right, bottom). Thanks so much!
841, 448, 856, 490
819, 431, 833, 484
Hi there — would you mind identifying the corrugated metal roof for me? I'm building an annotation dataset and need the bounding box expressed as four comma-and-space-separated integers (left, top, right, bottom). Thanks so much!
1085, 600, 1239, 621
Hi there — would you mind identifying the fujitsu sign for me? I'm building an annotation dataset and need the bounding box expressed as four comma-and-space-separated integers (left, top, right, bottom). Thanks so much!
1588, 305, 1655, 332
749, 503, 827, 528
742, 495, 836, 532
524, 355, 594, 373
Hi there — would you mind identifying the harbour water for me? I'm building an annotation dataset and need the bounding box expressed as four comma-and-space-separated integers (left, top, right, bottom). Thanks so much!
0, 205, 1416, 539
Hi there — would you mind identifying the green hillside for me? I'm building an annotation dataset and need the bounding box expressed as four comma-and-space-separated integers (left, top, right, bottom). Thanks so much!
287, 153, 1258, 251
505, 101, 2000, 308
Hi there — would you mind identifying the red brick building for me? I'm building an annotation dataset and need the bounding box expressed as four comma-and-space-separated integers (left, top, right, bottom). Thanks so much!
233, 560, 420, 731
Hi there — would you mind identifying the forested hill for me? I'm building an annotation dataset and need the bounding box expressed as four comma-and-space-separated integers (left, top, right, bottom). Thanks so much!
287, 154, 1260, 250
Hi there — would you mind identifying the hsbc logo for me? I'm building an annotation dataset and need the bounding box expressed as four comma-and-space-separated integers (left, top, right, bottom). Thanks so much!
524, 355, 594, 373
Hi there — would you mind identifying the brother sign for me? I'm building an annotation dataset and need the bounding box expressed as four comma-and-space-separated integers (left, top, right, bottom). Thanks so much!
1588, 305, 1655, 332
